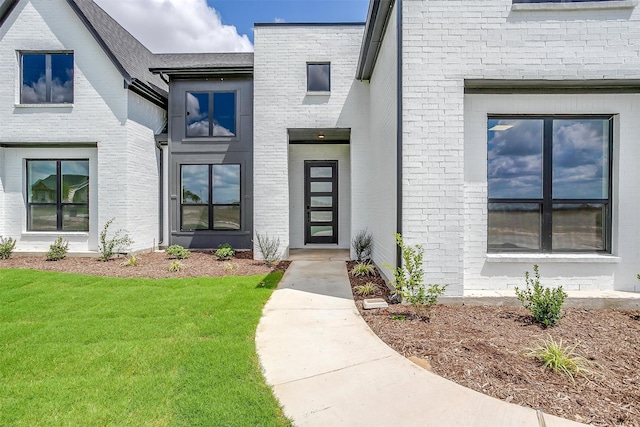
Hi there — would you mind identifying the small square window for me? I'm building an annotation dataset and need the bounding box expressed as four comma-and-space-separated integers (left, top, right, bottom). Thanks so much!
186, 91, 236, 137
307, 63, 330, 92
21, 52, 74, 104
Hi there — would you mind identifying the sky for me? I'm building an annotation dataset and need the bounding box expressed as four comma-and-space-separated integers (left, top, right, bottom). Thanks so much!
94, 0, 370, 53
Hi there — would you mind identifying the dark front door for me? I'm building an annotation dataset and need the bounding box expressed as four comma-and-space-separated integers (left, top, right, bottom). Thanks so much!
304, 160, 338, 244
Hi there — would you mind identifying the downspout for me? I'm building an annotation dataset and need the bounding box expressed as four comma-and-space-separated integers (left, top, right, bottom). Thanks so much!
396, 0, 403, 268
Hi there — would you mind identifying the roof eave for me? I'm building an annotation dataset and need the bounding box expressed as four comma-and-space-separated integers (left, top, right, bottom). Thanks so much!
0, 0, 19, 27
149, 66, 254, 77
356, 0, 395, 81
128, 79, 168, 108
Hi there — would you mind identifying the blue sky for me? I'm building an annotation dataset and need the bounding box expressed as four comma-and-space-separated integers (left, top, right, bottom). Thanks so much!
95, 0, 370, 53
211, 0, 370, 42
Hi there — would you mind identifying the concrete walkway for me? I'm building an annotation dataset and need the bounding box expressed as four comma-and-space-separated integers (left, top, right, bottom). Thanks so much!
256, 260, 586, 427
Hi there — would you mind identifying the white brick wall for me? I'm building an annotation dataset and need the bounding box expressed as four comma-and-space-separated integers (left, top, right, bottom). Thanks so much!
402, 0, 640, 294
0, 0, 165, 253
357, 4, 398, 280
253, 24, 365, 258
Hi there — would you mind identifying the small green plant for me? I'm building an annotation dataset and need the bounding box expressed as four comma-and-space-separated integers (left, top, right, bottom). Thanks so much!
354, 282, 377, 296
383, 234, 446, 319
525, 336, 594, 383
391, 315, 406, 321
99, 218, 133, 262
351, 261, 376, 277
121, 254, 139, 267
166, 244, 190, 259
515, 265, 567, 328
223, 262, 235, 272
215, 243, 235, 261
0, 236, 17, 260
256, 232, 280, 267
46, 237, 69, 261
168, 260, 184, 272
352, 229, 373, 262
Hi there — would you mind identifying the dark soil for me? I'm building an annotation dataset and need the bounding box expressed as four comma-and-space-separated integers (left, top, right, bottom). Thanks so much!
346, 261, 640, 427
1, 250, 289, 279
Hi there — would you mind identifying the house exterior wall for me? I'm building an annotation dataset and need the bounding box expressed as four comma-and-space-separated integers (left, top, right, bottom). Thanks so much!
0, 0, 165, 253
166, 77, 253, 249
288, 144, 351, 248
360, 3, 398, 278
253, 24, 365, 258
401, 0, 640, 294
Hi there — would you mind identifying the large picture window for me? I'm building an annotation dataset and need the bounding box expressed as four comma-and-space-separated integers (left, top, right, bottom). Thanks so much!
27, 160, 89, 231
21, 52, 74, 104
487, 116, 612, 252
181, 164, 240, 231
186, 92, 236, 137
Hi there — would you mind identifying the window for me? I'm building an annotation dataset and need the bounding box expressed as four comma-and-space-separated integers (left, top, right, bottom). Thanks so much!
186, 92, 236, 137
27, 160, 89, 231
307, 63, 330, 92
21, 53, 73, 104
181, 164, 240, 231
487, 116, 612, 252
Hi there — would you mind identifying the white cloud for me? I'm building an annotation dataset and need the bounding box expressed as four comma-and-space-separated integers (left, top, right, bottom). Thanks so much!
274, 17, 285, 23
94, 0, 253, 53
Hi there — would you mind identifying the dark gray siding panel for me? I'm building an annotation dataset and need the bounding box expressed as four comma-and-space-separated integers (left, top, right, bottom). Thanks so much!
168, 77, 253, 249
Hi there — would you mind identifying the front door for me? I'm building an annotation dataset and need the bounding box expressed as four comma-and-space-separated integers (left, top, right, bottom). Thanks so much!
304, 160, 338, 244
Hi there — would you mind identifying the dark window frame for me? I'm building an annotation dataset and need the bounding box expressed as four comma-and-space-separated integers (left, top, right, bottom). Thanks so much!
184, 91, 237, 138
180, 163, 241, 231
306, 63, 331, 92
26, 159, 89, 232
487, 115, 613, 253
20, 51, 74, 104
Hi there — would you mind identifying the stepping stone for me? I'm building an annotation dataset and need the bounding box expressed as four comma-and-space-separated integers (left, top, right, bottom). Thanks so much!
363, 298, 388, 309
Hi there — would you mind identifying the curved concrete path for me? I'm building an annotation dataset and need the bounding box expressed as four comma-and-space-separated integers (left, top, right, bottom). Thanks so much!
256, 260, 586, 427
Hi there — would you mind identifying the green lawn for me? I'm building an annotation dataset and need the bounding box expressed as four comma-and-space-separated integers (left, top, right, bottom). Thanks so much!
0, 269, 290, 427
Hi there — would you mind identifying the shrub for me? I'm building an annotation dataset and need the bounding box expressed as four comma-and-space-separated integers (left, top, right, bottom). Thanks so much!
98, 218, 133, 262
168, 260, 184, 272
352, 229, 373, 262
256, 233, 280, 267
355, 282, 377, 297
515, 265, 567, 328
384, 233, 446, 319
223, 262, 235, 272
166, 244, 190, 259
0, 236, 16, 260
46, 237, 69, 261
121, 254, 139, 267
525, 336, 594, 383
215, 243, 235, 261
351, 262, 376, 277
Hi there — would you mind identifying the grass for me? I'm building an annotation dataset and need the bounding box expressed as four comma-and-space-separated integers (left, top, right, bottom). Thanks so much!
0, 269, 291, 427
525, 335, 594, 383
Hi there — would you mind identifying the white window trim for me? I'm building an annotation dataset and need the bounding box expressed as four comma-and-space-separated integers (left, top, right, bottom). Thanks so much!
512, 0, 637, 12
486, 253, 621, 263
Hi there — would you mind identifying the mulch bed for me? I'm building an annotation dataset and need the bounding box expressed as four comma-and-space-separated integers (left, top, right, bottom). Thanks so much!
1, 250, 289, 279
346, 261, 640, 427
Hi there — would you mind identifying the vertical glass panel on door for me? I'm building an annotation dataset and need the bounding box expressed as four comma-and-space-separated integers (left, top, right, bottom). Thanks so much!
181, 206, 209, 230
213, 92, 236, 136
310, 182, 332, 193
310, 211, 332, 222
310, 197, 332, 207
212, 164, 240, 204
51, 54, 73, 103
181, 165, 209, 203
310, 167, 332, 178
28, 161, 57, 203
21, 54, 46, 103
186, 92, 210, 137
488, 203, 541, 250
487, 119, 544, 199
552, 203, 605, 251
552, 119, 609, 200
29, 205, 58, 231
310, 226, 333, 237
61, 160, 89, 203
213, 206, 240, 230
63, 205, 89, 231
